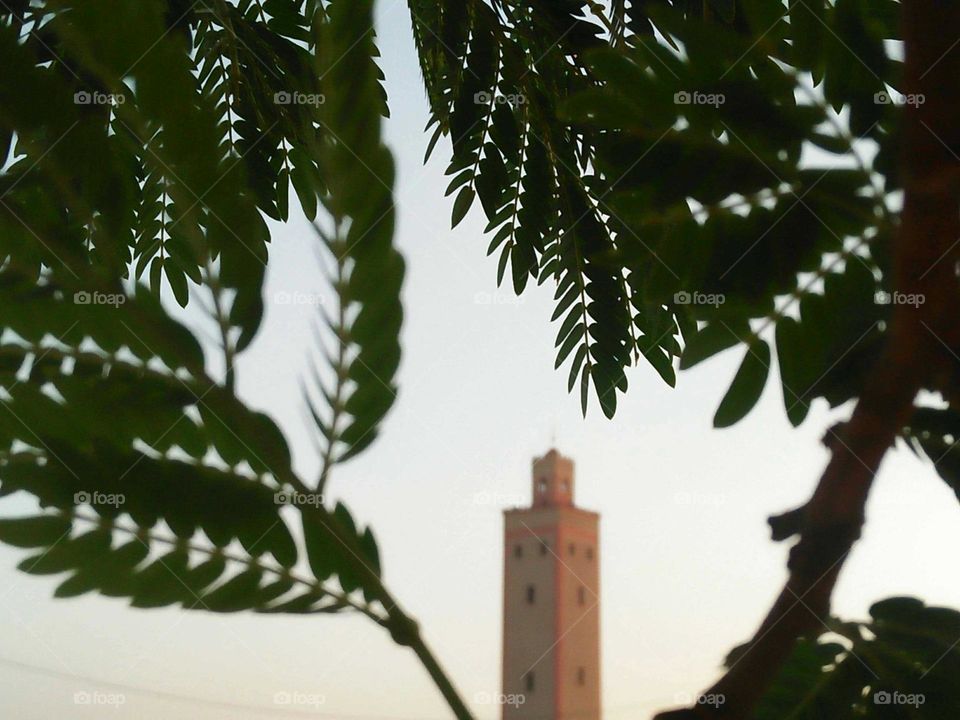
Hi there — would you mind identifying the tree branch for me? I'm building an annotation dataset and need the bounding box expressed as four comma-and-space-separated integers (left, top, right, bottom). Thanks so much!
655, 2, 960, 717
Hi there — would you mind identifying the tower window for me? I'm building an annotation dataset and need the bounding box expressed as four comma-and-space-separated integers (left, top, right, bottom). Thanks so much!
514, 544, 523, 558
539, 540, 548, 556
577, 666, 586, 685
524, 672, 535, 691
578, 586, 586, 605
526, 585, 536, 604
586, 546, 594, 560
568, 543, 576, 556
537, 479, 547, 493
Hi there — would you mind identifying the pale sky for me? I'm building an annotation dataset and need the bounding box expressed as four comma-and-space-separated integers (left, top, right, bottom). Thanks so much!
2, 4, 960, 719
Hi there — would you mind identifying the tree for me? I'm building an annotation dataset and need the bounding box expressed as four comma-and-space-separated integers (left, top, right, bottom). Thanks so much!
0, 0, 464, 716
410, 0, 960, 716
1, 1, 960, 719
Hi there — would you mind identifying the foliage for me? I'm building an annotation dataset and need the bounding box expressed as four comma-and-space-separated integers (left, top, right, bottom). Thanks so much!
745, 597, 960, 719
411, 0, 905, 426
410, 0, 632, 417
409, 2, 960, 716
0, 0, 398, 625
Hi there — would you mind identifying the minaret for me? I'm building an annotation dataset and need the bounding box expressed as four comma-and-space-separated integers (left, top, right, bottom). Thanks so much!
502, 449, 601, 720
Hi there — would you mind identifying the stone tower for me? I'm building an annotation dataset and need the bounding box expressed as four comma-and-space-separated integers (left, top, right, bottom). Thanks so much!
501, 449, 601, 720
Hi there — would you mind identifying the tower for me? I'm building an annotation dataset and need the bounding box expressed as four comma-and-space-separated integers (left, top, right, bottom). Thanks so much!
502, 449, 601, 720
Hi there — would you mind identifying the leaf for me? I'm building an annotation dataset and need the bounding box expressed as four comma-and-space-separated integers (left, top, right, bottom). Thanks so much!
451, 186, 475, 228
776, 316, 812, 426
713, 340, 770, 428
0, 515, 71, 548
790, 0, 826, 72
201, 569, 263, 612
680, 321, 746, 370
291, 153, 319, 221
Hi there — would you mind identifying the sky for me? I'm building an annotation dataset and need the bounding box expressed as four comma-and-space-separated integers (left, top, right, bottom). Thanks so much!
2, 3, 960, 719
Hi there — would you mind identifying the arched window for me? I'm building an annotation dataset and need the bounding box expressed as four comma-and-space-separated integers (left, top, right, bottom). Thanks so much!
514, 544, 523, 558
568, 542, 576, 556
539, 540, 548, 556
577, 667, 586, 685
586, 546, 594, 560
578, 586, 586, 605
526, 585, 536, 604
525, 672, 535, 691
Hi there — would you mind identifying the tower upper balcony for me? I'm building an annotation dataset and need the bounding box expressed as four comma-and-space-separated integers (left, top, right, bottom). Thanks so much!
531, 448, 575, 508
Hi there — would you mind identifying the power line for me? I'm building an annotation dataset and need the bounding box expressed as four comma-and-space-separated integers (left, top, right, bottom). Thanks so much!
0, 654, 658, 719
0, 655, 446, 720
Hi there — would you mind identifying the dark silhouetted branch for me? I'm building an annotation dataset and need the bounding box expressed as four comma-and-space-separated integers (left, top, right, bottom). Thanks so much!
655, 2, 960, 717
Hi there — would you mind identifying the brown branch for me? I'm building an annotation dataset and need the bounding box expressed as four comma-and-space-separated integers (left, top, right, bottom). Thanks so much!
655, 2, 960, 718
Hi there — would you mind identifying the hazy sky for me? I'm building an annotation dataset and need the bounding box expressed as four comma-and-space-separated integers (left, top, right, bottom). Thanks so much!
2, 3, 960, 719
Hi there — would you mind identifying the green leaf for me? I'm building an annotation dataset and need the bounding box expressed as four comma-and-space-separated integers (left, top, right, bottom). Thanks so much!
680, 321, 746, 370
451, 186, 475, 228
201, 569, 263, 612
713, 340, 770, 428
0, 515, 71, 548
